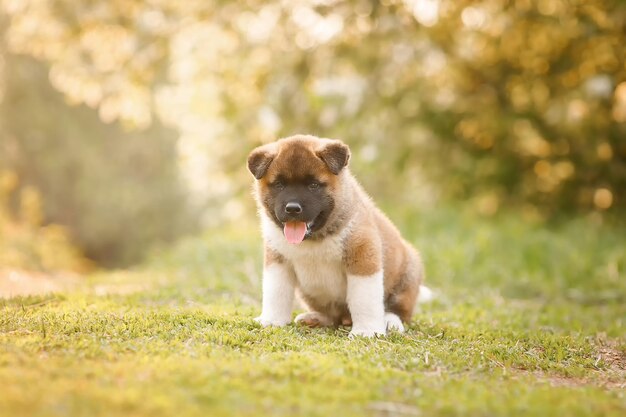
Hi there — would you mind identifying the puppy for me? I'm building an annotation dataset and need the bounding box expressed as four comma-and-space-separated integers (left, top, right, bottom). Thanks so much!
247, 134, 425, 337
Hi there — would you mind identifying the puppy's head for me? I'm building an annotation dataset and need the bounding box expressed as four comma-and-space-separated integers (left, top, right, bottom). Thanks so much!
247, 135, 350, 244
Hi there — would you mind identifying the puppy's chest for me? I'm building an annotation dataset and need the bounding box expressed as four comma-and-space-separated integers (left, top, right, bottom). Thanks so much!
268, 230, 347, 303
292, 257, 346, 302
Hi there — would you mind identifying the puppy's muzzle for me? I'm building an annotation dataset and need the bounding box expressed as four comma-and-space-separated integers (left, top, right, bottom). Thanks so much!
285, 202, 303, 214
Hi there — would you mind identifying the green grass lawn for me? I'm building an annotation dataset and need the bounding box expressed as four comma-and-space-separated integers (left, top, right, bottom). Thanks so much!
1, 209, 625, 416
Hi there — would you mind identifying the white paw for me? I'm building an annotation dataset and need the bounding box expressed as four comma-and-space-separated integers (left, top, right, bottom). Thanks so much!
294, 311, 334, 327
349, 322, 386, 338
254, 316, 291, 328
384, 312, 405, 333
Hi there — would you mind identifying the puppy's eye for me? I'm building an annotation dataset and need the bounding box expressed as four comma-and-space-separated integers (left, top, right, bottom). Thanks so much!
272, 181, 285, 190
308, 182, 320, 190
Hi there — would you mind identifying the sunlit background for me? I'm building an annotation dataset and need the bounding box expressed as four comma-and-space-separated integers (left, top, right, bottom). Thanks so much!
0, 0, 624, 270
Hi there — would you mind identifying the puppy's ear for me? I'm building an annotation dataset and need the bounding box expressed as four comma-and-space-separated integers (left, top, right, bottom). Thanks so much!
317, 140, 350, 175
247, 144, 276, 179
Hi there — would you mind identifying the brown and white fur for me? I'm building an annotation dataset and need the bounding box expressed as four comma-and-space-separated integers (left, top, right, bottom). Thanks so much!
247, 134, 427, 337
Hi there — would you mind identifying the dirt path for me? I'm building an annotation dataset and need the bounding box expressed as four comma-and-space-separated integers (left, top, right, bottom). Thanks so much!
0, 269, 81, 298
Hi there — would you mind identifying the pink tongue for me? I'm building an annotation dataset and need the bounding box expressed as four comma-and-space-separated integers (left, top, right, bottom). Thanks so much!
284, 222, 307, 244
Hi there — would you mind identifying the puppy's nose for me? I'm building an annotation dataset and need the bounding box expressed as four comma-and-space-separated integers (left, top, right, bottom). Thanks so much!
285, 202, 303, 214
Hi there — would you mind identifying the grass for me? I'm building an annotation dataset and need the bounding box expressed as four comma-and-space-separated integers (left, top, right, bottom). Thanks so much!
1, 208, 625, 416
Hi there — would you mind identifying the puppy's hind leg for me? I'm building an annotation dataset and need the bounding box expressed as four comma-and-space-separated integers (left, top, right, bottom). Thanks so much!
384, 312, 405, 333
295, 311, 334, 328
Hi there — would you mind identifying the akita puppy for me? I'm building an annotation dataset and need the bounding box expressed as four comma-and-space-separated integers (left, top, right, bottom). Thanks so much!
247, 134, 426, 337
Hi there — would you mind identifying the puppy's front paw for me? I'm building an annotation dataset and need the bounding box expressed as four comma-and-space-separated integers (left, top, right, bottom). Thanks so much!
254, 316, 291, 328
349, 324, 386, 338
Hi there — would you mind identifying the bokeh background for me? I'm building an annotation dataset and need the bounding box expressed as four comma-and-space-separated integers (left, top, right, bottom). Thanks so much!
0, 0, 624, 270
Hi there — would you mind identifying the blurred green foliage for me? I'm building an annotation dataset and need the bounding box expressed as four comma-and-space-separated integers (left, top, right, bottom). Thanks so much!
0, 53, 195, 266
1, 0, 625, 265
0, 170, 90, 272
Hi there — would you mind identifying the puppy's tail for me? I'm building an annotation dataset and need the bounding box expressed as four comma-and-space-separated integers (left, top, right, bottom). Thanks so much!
417, 285, 435, 303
